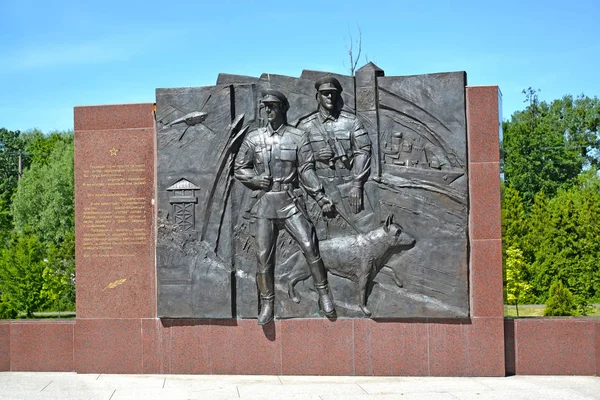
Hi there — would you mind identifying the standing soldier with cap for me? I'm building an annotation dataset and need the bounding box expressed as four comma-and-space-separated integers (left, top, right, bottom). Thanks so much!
297, 76, 373, 235
234, 89, 336, 325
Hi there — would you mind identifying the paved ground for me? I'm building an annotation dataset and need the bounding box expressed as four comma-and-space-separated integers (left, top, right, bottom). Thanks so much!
0, 372, 599, 399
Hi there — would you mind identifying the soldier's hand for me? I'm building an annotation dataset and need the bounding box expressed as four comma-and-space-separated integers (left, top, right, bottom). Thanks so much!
253, 174, 272, 190
319, 197, 335, 216
316, 147, 334, 162
349, 186, 363, 214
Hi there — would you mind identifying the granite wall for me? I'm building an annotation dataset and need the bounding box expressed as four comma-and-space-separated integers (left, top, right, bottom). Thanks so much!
1, 86, 597, 376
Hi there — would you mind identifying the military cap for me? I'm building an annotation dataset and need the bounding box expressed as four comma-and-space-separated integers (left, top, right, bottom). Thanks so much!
314, 76, 343, 93
261, 89, 288, 104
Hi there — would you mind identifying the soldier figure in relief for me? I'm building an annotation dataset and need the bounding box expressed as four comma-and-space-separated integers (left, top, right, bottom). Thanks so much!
234, 90, 336, 325
297, 77, 373, 236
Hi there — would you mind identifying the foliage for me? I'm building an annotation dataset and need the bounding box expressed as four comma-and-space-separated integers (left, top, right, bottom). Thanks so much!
41, 232, 76, 312
501, 89, 600, 313
0, 128, 74, 318
501, 185, 528, 260
527, 173, 600, 310
0, 234, 48, 317
543, 280, 578, 316
11, 136, 74, 244
0, 198, 11, 246
504, 245, 533, 317
503, 90, 600, 206
0, 294, 18, 319
0, 128, 24, 212
22, 129, 73, 166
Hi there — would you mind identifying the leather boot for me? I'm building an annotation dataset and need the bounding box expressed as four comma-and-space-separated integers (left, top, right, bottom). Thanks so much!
309, 258, 335, 316
315, 282, 335, 317
257, 295, 274, 325
256, 272, 275, 325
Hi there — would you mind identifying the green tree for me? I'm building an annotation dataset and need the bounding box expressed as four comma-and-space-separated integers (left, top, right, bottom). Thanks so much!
544, 280, 578, 316
41, 232, 75, 313
0, 234, 48, 317
11, 137, 74, 244
528, 174, 600, 311
0, 130, 75, 317
0, 198, 11, 246
503, 91, 600, 206
502, 185, 527, 254
0, 128, 25, 217
0, 294, 18, 319
21, 129, 73, 166
504, 245, 533, 317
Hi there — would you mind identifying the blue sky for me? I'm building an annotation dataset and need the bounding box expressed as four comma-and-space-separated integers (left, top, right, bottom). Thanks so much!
1, 0, 598, 133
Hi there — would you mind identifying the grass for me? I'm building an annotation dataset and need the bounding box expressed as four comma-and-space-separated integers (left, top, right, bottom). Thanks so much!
504, 304, 600, 317
16, 311, 76, 319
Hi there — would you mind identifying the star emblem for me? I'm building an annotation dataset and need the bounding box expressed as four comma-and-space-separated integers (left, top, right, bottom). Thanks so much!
109, 147, 119, 156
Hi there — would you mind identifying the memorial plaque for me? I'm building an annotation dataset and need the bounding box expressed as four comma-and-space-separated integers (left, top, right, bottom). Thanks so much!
81, 163, 149, 258
74, 118, 156, 318
156, 64, 469, 320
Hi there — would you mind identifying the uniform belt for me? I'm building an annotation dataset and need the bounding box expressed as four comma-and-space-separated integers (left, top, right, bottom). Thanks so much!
315, 167, 351, 179
270, 182, 292, 192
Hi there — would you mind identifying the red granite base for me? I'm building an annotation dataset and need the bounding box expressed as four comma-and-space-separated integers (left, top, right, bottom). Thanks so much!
596, 322, 600, 376
0, 323, 10, 371
10, 321, 74, 372
74, 319, 143, 374
512, 318, 599, 375
83, 317, 507, 375
1, 317, 599, 375
281, 319, 355, 375
354, 318, 429, 376
211, 319, 282, 375
160, 319, 212, 374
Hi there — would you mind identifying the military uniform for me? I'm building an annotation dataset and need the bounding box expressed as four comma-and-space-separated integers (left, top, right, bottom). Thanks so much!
297, 109, 371, 186
297, 77, 374, 236
234, 90, 335, 324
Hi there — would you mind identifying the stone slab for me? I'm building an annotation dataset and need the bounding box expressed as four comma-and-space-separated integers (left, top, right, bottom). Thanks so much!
0, 323, 9, 371
280, 319, 354, 375
596, 320, 600, 376
74, 103, 155, 131
466, 317, 505, 376
468, 162, 501, 240
353, 318, 429, 376
10, 321, 74, 372
141, 319, 163, 374
210, 319, 282, 375
513, 318, 597, 375
3, 373, 600, 399
74, 319, 143, 374
74, 123, 156, 319
428, 319, 469, 376
466, 86, 501, 163
161, 319, 212, 374
470, 239, 503, 317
